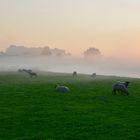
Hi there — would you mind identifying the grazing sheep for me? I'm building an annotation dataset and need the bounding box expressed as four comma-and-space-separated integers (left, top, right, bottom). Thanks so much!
26, 69, 32, 73
22, 69, 27, 72
17, 69, 23, 72
91, 73, 96, 78
55, 84, 70, 93
112, 81, 130, 96
18, 68, 37, 77
72, 71, 77, 77
18, 68, 28, 73
19, 69, 37, 77
27, 71, 37, 77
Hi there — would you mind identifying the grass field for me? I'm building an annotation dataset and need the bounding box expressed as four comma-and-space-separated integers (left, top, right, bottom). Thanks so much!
0, 71, 140, 140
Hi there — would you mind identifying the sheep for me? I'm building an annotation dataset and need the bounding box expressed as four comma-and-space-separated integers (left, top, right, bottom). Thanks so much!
72, 71, 77, 77
17, 68, 37, 77
27, 71, 37, 77
112, 81, 130, 96
55, 84, 70, 93
26, 69, 32, 73
22, 69, 27, 72
17, 69, 23, 72
91, 73, 96, 78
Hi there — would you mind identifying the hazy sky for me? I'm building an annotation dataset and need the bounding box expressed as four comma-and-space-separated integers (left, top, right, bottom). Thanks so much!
0, 0, 140, 58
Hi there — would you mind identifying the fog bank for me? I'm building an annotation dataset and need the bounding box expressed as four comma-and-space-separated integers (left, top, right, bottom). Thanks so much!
0, 55, 140, 78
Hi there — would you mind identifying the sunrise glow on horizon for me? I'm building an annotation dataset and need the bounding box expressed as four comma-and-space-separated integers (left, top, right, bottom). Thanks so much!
0, 0, 140, 59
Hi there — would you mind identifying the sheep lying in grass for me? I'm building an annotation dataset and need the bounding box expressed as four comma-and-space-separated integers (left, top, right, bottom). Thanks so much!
112, 81, 130, 96
55, 84, 70, 93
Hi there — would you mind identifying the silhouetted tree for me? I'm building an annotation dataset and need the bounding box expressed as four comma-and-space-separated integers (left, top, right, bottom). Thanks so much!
84, 47, 101, 58
41, 46, 52, 56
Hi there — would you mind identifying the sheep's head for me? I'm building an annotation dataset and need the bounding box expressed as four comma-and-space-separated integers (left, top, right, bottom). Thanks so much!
54, 83, 62, 89
125, 81, 130, 87
54, 84, 58, 89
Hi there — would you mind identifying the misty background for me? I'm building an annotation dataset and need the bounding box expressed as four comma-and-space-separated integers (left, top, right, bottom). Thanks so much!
0, 45, 140, 78
0, 0, 140, 78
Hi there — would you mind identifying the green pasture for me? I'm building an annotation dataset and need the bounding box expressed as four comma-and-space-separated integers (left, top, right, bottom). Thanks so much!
0, 71, 140, 140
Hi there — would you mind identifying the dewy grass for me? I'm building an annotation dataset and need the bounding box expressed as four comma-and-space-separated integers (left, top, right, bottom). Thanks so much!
0, 71, 140, 140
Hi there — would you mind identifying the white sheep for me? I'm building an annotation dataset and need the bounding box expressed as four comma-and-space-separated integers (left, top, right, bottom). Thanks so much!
55, 84, 70, 93
112, 81, 130, 96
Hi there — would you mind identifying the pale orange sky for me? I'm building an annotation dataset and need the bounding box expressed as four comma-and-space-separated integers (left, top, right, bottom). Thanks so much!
0, 0, 140, 59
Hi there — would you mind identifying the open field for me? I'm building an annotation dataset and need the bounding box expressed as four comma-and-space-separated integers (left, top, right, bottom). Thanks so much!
0, 71, 140, 140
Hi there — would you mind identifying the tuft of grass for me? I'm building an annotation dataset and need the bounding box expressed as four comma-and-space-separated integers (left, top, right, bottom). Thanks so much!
0, 71, 140, 140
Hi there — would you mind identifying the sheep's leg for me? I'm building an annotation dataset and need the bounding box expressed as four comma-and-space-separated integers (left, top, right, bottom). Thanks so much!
112, 90, 116, 95
118, 90, 124, 95
119, 91, 124, 95
125, 91, 129, 96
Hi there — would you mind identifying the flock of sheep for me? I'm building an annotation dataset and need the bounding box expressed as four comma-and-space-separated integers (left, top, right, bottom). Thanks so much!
18, 69, 130, 96
18, 69, 37, 77
55, 81, 130, 96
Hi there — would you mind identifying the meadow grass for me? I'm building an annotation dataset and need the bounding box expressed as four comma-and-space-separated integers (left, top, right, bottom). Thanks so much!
0, 71, 140, 140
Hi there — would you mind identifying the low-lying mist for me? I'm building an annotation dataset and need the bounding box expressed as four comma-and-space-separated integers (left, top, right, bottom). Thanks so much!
0, 55, 140, 78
